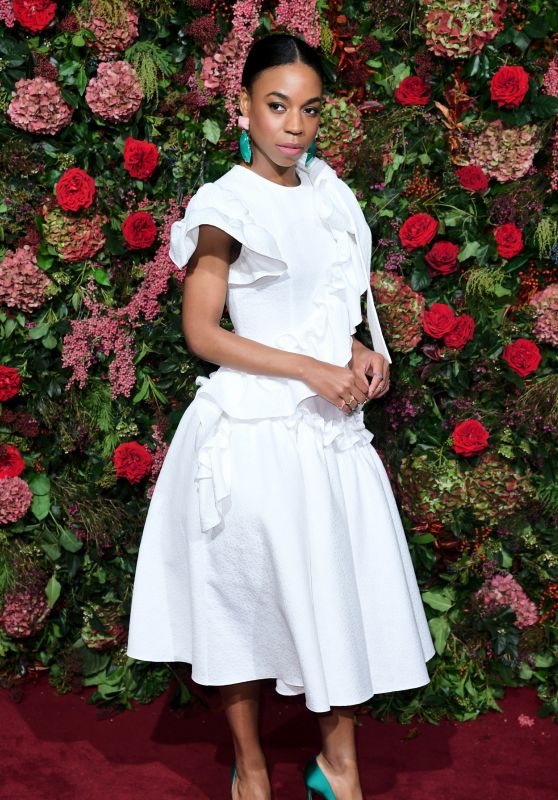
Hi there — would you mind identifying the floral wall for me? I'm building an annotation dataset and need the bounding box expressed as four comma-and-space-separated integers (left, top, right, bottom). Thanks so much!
0, 0, 557, 724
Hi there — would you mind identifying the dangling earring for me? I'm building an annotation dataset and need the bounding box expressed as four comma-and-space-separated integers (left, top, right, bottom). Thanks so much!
305, 139, 317, 166
238, 114, 252, 164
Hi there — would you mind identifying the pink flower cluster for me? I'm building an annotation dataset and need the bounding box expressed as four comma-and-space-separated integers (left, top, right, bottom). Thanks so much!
0, 583, 51, 637
146, 422, 169, 499
274, 0, 321, 48
85, 61, 143, 123
475, 572, 539, 629
201, 0, 262, 128
542, 53, 558, 98
0, 0, 15, 26
0, 244, 52, 312
79, 0, 139, 58
529, 283, 558, 346
0, 476, 33, 524
61, 200, 184, 398
7, 77, 73, 135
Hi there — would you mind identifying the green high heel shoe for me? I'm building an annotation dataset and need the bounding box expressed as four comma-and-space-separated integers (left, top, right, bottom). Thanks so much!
231, 759, 237, 791
304, 755, 336, 800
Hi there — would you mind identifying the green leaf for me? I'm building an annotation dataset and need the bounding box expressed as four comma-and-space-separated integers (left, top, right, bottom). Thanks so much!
532, 94, 558, 119
28, 322, 50, 340
60, 528, 83, 553
45, 574, 61, 608
41, 542, 61, 561
422, 587, 455, 612
202, 119, 221, 144
71, 33, 85, 47
533, 653, 554, 668
410, 266, 431, 292
458, 241, 480, 262
36, 254, 54, 269
42, 333, 58, 349
409, 533, 436, 544
31, 493, 51, 521
28, 473, 50, 495
428, 615, 450, 655
511, 28, 531, 51
93, 268, 111, 286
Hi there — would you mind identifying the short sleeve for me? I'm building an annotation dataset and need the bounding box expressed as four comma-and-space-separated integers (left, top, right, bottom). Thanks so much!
169, 181, 285, 275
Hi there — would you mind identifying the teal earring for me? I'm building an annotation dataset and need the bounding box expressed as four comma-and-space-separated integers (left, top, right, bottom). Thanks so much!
305, 140, 317, 166
239, 129, 252, 163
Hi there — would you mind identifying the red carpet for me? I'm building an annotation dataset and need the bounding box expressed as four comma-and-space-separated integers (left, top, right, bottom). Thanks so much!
1, 673, 556, 799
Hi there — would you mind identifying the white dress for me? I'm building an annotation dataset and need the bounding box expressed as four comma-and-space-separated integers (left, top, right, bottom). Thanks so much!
126, 154, 436, 713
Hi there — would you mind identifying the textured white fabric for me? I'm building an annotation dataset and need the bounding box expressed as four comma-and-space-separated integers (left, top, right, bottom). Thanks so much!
126, 155, 436, 712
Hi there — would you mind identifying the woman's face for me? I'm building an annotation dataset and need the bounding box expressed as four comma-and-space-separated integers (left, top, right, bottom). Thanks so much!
239, 61, 322, 177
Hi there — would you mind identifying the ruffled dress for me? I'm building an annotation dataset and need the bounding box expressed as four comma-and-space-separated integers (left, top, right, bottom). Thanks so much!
126, 155, 435, 713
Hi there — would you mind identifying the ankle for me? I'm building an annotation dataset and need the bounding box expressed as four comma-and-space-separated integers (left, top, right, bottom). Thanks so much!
235, 751, 267, 772
319, 751, 359, 775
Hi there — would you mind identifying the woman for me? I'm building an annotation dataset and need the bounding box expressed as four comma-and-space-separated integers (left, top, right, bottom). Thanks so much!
127, 33, 435, 800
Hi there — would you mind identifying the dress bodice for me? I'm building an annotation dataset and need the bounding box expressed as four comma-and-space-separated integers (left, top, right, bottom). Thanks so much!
169, 155, 392, 420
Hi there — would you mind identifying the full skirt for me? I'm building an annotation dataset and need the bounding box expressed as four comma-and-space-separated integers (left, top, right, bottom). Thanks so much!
126, 391, 436, 713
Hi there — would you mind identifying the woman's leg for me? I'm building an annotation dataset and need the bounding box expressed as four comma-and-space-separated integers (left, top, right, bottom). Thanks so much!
315, 705, 364, 800
220, 679, 271, 799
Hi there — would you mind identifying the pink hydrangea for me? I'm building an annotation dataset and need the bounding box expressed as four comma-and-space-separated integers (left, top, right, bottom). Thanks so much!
85, 60, 143, 123
7, 76, 73, 135
0, 245, 52, 312
0, 476, 33, 524
0, 584, 51, 638
475, 572, 539, 629
529, 283, 558, 346
466, 119, 542, 183
79, 0, 139, 58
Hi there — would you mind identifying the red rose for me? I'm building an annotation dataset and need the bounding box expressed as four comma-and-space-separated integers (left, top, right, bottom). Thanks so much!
490, 65, 530, 109
399, 213, 439, 251
502, 338, 541, 377
0, 366, 22, 401
55, 167, 96, 212
113, 441, 153, 484
0, 444, 25, 478
425, 241, 460, 275
394, 76, 431, 106
124, 137, 159, 180
443, 314, 475, 349
122, 211, 157, 250
494, 223, 523, 259
455, 165, 489, 193
451, 419, 489, 456
422, 302, 456, 338
13, 0, 56, 31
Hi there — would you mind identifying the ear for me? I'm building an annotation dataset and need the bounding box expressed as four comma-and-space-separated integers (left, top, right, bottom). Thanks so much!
239, 86, 251, 117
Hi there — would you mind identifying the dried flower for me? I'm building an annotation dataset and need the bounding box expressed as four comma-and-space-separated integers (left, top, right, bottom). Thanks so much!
0, 476, 33, 524
85, 61, 143, 123
0, 245, 52, 312
7, 77, 73, 135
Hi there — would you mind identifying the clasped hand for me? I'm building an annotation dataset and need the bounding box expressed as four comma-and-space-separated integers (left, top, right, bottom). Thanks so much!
349, 346, 390, 405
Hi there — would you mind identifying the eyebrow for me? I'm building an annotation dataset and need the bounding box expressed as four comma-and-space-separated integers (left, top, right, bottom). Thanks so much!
265, 91, 322, 104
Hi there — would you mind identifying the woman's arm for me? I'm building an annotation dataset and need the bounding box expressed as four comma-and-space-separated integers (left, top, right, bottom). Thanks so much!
182, 224, 314, 381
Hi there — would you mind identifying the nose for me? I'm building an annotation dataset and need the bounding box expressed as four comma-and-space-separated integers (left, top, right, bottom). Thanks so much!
284, 109, 304, 135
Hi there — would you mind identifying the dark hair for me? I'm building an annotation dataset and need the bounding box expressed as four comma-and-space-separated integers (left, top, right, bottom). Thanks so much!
241, 33, 324, 92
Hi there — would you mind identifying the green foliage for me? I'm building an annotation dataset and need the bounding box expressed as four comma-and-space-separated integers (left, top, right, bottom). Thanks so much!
0, 0, 556, 727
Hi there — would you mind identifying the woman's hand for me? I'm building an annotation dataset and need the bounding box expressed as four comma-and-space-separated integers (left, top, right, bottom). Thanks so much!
349, 341, 390, 401
301, 359, 371, 415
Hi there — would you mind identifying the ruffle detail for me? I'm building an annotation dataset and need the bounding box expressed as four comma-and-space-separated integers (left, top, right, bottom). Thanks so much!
194, 393, 232, 533
193, 391, 373, 534
169, 182, 288, 284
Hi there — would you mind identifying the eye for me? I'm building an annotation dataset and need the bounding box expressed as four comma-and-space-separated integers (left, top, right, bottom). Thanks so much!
268, 102, 285, 112
305, 106, 321, 116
